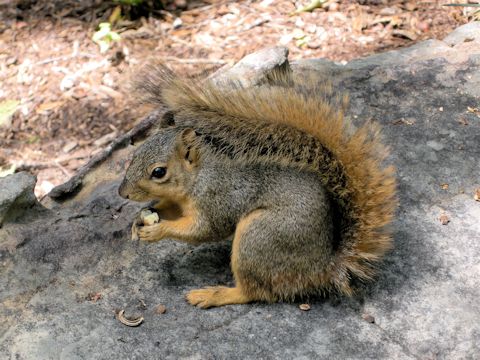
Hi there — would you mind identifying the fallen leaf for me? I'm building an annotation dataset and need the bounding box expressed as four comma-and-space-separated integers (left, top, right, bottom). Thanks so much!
62, 141, 78, 153
380, 6, 400, 16
392, 118, 415, 125
371, 16, 394, 26
392, 29, 418, 41
467, 106, 479, 115
37, 101, 64, 113
0, 99, 20, 127
441, 183, 449, 190
291, 0, 327, 15
93, 131, 118, 147
0, 164, 16, 178
326, 2, 339, 11
307, 41, 322, 49
108, 5, 122, 25
417, 21, 429, 32
405, 2, 417, 11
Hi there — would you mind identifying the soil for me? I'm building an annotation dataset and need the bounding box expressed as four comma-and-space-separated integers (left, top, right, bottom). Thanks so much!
0, 0, 471, 197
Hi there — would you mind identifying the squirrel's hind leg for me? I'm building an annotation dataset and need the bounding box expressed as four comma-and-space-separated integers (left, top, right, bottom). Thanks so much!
185, 210, 266, 309
185, 286, 250, 309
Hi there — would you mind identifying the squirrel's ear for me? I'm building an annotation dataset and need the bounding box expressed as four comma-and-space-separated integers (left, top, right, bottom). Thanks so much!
176, 128, 199, 166
160, 111, 175, 127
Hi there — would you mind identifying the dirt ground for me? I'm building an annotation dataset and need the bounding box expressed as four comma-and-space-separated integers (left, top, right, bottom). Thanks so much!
0, 0, 473, 197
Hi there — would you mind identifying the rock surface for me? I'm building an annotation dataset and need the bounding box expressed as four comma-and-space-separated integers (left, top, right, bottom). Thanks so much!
1, 23, 480, 359
210, 46, 290, 87
0, 172, 38, 226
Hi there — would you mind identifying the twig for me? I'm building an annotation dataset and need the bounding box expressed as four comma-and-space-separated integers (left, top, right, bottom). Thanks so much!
33, 53, 97, 66
168, 35, 195, 47
16, 162, 54, 171
13, 154, 91, 171
161, 57, 230, 65
181, 0, 234, 14
54, 160, 72, 177
240, 19, 270, 33
443, 4, 480, 7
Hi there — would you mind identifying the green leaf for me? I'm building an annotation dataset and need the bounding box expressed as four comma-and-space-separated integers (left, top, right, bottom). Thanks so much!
109, 32, 121, 42
114, 0, 144, 5
0, 100, 20, 127
291, 0, 327, 15
0, 164, 16, 178
444, 3, 480, 7
92, 22, 121, 53
27, 135, 40, 144
93, 23, 112, 42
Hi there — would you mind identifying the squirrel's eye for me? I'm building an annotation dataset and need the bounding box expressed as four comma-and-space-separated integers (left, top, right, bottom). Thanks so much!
151, 167, 167, 179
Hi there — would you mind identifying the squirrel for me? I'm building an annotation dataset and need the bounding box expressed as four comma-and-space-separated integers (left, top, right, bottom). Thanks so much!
118, 63, 397, 309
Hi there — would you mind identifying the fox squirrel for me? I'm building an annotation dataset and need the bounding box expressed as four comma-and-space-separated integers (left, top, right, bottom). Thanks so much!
118, 63, 397, 308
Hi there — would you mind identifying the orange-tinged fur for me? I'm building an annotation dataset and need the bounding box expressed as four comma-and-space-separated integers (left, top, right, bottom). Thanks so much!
187, 209, 267, 308
186, 286, 250, 309
136, 190, 200, 243
134, 64, 397, 296
230, 209, 265, 282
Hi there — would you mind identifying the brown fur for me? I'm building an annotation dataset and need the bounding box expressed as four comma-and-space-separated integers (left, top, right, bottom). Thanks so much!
133, 63, 397, 296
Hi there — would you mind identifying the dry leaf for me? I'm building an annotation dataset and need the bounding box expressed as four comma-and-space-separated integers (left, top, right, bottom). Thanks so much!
0, 99, 20, 127
392, 29, 418, 41
466, 107, 480, 117
371, 16, 394, 26
62, 141, 78, 153
36, 101, 64, 113
441, 183, 449, 190
291, 0, 327, 15
392, 118, 415, 125
405, 2, 417, 11
380, 6, 399, 16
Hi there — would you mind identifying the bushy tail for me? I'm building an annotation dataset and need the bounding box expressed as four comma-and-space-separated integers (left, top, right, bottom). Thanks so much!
134, 63, 397, 295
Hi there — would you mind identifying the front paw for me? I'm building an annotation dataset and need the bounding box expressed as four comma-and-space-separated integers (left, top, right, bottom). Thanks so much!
137, 223, 163, 242
131, 221, 140, 241
131, 208, 160, 241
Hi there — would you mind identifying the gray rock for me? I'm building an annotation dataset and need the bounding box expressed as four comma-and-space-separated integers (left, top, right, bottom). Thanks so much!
0, 172, 38, 226
443, 21, 480, 46
1, 23, 480, 359
211, 46, 290, 87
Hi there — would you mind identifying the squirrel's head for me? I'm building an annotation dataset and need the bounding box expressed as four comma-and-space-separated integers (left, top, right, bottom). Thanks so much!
118, 127, 200, 202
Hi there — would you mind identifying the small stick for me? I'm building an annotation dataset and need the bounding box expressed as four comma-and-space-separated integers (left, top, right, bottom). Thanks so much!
161, 57, 230, 65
